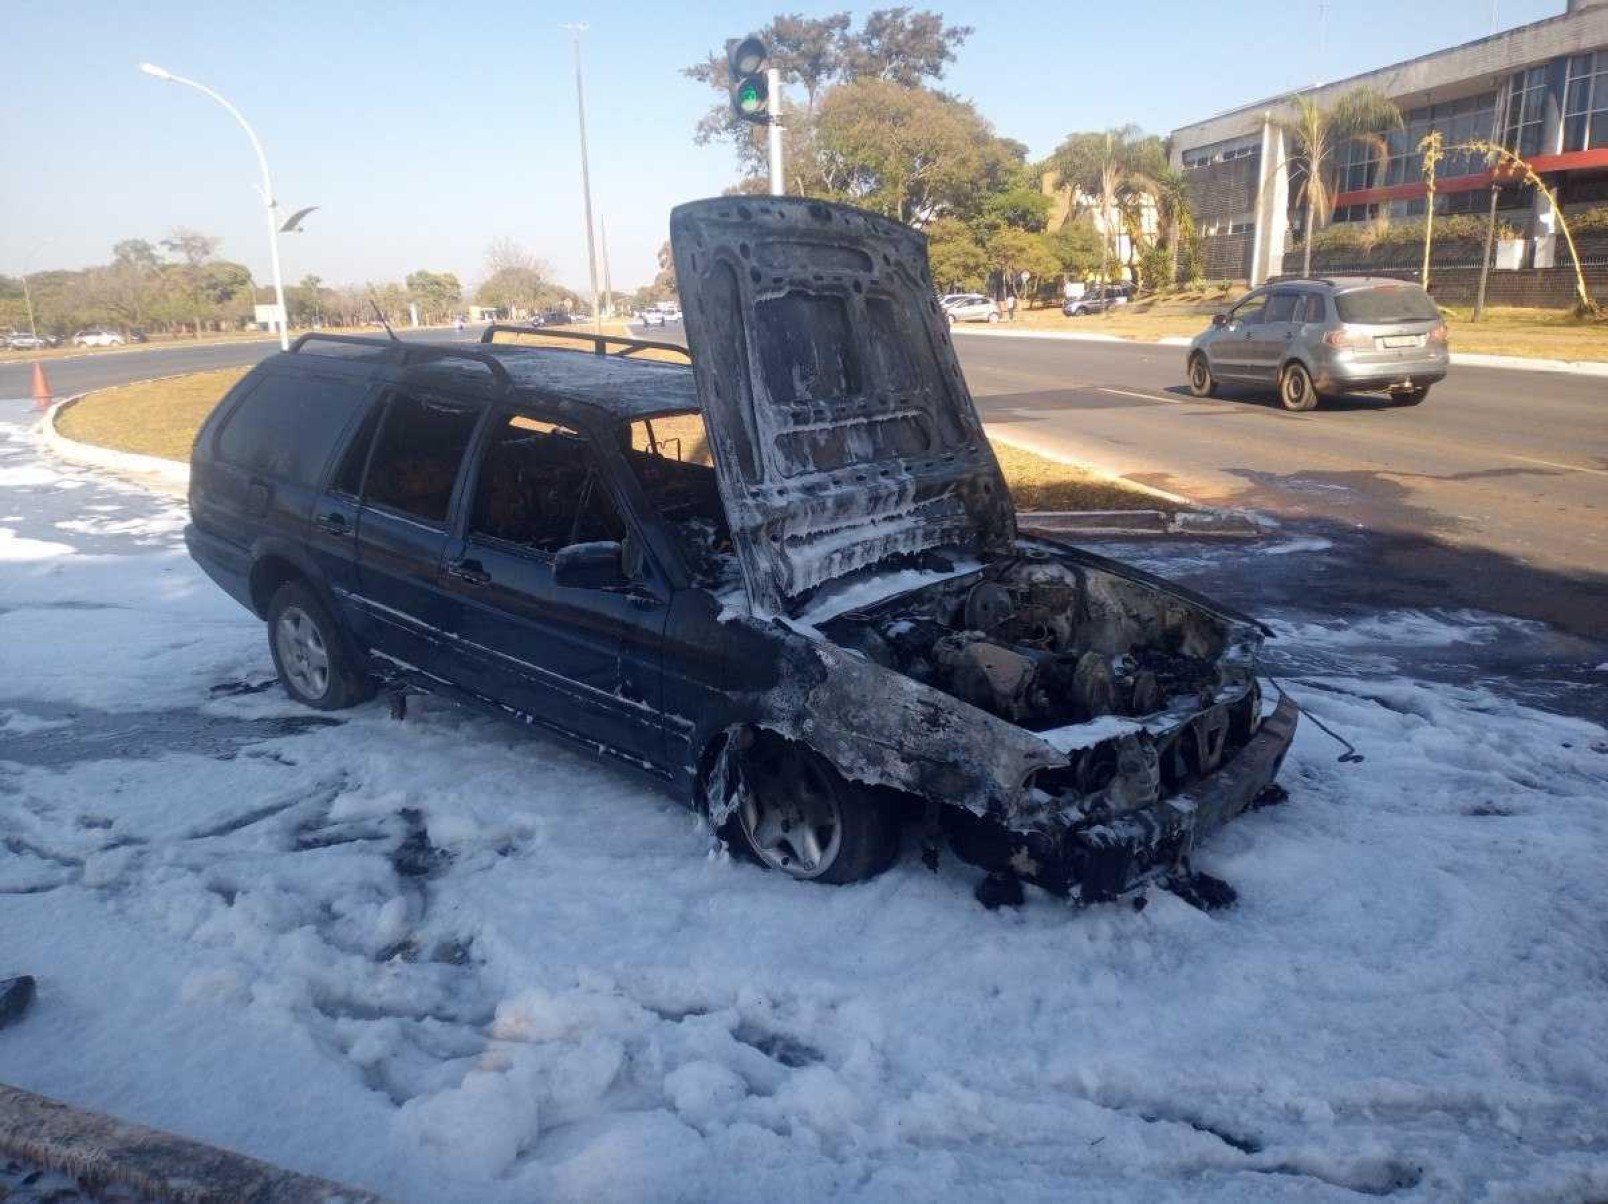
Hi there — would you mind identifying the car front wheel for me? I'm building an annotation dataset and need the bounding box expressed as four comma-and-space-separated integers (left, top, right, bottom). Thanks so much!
1279, 362, 1320, 412
1188, 353, 1217, 397
725, 735, 897, 884
267, 580, 374, 710
986, 311, 1000, 323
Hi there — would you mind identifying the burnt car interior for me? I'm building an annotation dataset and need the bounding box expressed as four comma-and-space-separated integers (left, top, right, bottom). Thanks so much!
618, 414, 736, 587
471, 415, 625, 551
363, 392, 479, 524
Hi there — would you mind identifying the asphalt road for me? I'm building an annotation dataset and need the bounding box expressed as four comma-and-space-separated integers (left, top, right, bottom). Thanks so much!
5, 323, 1604, 637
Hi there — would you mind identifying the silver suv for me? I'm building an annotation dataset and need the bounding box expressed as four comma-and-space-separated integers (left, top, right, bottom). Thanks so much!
1186, 277, 1448, 411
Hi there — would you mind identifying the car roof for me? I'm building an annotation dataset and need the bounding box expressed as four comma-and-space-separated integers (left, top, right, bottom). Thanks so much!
286, 332, 699, 422
1275, 275, 1425, 293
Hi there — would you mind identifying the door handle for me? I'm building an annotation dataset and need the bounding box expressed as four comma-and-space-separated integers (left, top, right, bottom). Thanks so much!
446, 558, 490, 586
316, 511, 349, 534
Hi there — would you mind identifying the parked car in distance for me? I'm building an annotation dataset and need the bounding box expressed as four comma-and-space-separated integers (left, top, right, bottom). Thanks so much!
5, 330, 57, 351
1186, 276, 1448, 411
184, 196, 1296, 907
72, 328, 125, 348
941, 293, 999, 323
1063, 284, 1134, 316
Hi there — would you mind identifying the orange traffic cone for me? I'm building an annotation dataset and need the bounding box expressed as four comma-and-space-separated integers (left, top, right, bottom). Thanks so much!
31, 361, 53, 411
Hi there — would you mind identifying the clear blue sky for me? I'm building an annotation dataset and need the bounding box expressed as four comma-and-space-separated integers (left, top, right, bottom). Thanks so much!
0, 0, 1561, 295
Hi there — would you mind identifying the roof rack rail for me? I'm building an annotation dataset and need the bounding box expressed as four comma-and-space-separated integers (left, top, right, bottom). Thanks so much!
479, 324, 691, 362
289, 332, 516, 391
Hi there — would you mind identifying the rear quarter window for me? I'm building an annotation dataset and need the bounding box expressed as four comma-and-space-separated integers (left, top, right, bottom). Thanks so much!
215, 372, 370, 488
1335, 286, 1440, 324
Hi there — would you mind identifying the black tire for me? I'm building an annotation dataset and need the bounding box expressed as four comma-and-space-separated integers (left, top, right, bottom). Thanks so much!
1187, 353, 1218, 398
721, 734, 898, 885
1392, 385, 1430, 406
266, 579, 374, 711
1279, 362, 1320, 412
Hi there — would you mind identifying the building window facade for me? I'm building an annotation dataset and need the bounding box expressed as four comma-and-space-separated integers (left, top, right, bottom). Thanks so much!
1505, 66, 1550, 158
1563, 51, 1608, 152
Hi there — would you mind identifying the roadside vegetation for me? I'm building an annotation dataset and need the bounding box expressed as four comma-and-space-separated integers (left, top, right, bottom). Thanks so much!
56, 365, 1169, 512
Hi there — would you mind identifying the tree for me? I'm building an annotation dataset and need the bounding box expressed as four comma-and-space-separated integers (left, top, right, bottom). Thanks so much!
841, 7, 972, 86
1272, 89, 1402, 277
985, 227, 1060, 307
1048, 217, 1104, 281
1047, 127, 1159, 291
811, 80, 1019, 226
406, 270, 463, 323
924, 216, 989, 292
684, 9, 973, 180
160, 228, 227, 335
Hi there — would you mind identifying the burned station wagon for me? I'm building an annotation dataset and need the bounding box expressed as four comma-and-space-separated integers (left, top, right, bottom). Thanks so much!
185, 196, 1298, 905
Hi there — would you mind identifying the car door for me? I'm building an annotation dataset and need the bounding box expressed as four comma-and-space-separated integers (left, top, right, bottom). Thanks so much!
1212, 291, 1269, 380
436, 409, 671, 770
346, 385, 486, 680
1245, 289, 1301, 384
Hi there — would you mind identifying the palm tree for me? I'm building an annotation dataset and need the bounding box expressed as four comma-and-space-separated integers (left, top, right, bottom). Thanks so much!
1272, 89, 1402, 276
1049, 126, 1157, 292
1147, 161, 1195, 287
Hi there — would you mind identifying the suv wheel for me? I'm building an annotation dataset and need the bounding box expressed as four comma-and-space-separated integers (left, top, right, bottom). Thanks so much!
1188, 353, 1218, 398
267, 580, 374, 710
726, 735, 897, 884
1392, 385, 1430, 406
1279, 362, 1320, 412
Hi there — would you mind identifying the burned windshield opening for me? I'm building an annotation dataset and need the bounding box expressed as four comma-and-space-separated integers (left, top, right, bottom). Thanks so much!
618, 412, 738, 591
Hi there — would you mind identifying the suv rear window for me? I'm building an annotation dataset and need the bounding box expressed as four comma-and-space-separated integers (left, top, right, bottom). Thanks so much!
1335, 285, 1440, 324
216, 373, 370, 488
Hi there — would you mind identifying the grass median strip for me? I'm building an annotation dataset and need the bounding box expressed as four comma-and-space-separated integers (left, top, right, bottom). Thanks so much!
56, 365, 1170, 513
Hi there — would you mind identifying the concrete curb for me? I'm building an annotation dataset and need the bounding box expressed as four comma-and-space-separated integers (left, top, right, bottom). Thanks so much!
41, 393, 192, 497
0, 1081, 384, 1203
953, 322, 1608, 375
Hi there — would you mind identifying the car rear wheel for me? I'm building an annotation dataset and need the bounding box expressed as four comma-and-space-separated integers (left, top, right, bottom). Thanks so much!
1392, 385, 1430, 406
1279, 362, 1320, 412
1187, 353, 1218, 398
267, 580, 374, 711
726, 735, 897, 884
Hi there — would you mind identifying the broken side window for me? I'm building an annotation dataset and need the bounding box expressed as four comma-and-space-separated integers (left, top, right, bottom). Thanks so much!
363, 391, 481, 525
469, 414, 625, 553
618, 413, 736, 590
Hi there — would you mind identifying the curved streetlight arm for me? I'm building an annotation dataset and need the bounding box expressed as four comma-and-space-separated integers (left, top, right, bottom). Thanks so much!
139, 63, 290, 349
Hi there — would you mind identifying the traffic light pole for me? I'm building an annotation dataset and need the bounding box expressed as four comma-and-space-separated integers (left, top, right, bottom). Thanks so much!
767, 67, 783, 196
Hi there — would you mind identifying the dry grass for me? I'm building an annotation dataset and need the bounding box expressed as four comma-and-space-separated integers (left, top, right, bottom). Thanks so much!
992, 293, 1608, 361
57, 367, 247, 462
59, 367, 1164, 514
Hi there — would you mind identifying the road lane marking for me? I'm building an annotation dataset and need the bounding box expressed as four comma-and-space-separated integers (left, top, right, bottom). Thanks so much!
1497, 452, 1608, 477
1096, 387, 1183, 405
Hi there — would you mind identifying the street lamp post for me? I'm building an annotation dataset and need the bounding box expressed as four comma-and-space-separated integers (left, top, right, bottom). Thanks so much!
561, 25, 603, 334
138, 62, 290, 351
19, 240, 53, 345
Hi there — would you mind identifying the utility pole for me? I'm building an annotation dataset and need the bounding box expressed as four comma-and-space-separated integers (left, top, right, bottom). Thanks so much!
600, 217, 614, 319
563, 24, 603, 333
1473, 84, 1510, 322
767, 66, 784, 196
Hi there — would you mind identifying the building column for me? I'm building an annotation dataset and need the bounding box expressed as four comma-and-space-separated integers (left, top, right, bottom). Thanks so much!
1250, 118, 1289, 283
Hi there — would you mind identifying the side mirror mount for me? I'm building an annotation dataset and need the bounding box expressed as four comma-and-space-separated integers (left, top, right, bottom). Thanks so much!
1212, 313, 1229, 328
553, 541, 626, 589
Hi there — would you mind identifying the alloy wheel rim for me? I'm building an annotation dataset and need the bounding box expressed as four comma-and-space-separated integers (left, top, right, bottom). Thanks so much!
737, 751, 844, 879
1192, 359, 1208, 390
275, 606, 330, 700
1285, 370, 1307, 405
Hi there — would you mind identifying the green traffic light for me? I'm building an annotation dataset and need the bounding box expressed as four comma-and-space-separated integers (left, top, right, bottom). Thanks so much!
739, 83, 761, 111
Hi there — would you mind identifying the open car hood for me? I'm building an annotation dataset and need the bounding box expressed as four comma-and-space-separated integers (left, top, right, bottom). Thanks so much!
670, 196, 1016, 616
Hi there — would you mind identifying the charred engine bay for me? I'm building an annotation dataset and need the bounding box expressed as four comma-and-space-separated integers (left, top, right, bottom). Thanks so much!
818, 550, 1252, 739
